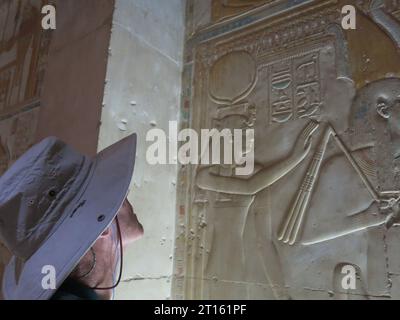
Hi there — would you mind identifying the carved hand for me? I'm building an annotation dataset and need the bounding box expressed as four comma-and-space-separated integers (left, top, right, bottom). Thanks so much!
378, 192, 400, 228
291, 120, 320, 159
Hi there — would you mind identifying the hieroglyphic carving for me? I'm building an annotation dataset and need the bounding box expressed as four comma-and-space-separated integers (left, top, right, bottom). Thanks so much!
177, 0, 400, 300
0, 0, 51, 171
211, 0, 276, 22
0, 0, 51, 116
196, 4, 340, 68
267, 51, 321, 124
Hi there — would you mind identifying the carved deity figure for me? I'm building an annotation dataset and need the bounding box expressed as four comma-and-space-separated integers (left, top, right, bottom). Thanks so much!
290, 78, 400, 297
196, 120, 319, 299
302, 78, 400, 247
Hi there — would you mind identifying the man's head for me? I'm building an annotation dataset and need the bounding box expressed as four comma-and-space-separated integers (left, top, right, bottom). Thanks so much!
0, 134, 140, 300
70, 198, 143, 299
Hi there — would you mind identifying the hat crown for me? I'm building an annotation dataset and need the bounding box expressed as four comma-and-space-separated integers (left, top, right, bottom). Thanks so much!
0, 137, 90, 260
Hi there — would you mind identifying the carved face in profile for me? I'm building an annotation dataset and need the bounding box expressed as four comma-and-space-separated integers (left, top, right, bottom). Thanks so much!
351, 78, 400, 160
375, 85, 400, 159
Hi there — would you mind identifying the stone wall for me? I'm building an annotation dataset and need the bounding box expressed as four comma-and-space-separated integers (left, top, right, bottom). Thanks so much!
99, 0, 185, 299
173, 0, 400, 300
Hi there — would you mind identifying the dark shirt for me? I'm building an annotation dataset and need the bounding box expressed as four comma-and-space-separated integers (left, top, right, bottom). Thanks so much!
51, 277, 100, 300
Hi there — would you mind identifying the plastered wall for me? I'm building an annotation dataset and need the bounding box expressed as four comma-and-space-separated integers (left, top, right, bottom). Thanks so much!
98, 0, 185, 299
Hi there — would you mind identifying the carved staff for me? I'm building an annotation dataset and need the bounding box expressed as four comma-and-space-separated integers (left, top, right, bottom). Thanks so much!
332, 131, 379, 202
278, 125, 333, 245
278, 124, 381, 245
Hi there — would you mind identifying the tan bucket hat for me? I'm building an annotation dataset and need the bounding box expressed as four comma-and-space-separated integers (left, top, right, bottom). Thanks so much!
0, 133, 136, 300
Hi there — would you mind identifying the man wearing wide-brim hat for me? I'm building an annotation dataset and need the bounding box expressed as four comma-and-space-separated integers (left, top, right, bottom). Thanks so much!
0, 133, 144, 300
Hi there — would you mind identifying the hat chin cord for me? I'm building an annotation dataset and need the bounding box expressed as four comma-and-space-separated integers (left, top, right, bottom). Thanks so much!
79, 216, 123, 290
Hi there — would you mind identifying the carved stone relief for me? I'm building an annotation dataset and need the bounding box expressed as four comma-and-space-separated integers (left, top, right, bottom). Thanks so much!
211, 0, 276, 22
175, 0, 400, 299
0, 0, 51, 173
0, 0, 51, 116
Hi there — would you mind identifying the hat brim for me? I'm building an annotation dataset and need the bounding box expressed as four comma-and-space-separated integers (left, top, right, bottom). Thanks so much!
2, 133, 137, 300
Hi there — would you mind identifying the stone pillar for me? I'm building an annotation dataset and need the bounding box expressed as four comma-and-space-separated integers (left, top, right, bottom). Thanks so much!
98, 0, 185, 299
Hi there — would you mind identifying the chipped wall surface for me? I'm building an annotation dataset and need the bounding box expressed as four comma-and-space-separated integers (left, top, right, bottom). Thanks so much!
99, 0, 185, 299
174, 0, 400, 299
